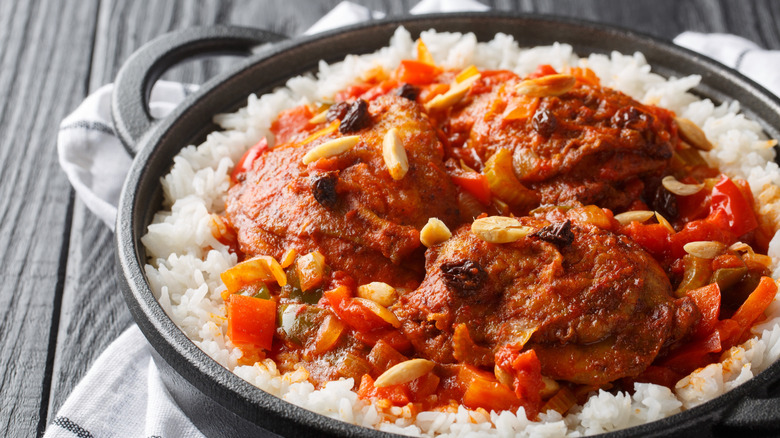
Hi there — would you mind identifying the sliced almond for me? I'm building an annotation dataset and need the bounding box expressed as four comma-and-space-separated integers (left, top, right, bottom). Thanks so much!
302, 135, 360, 164
676, 117, 713, 151
495, 366, 514, 387
357, 282, 398, 307
258, 256, 287, 287
614, 210, 655, 225
683, 241, 726, 259
308, 109, 328, 124
515, 74, 576, 98
420, 217, 452, 247
416, 39, 435, 65
282, 366, 310, 384
382, 128, 409, 180
655, 211, 675, 234
729, 241, 753, 253
374, 358, 435, 387
424, 74, 481, 111
299, 120, 339, 146
455, 65, 480, 83
540, 376, 561, 399
353, 297, 401, 328
662, 175, 704, 196
471, 216, 534, 243
744, 252, 773, 268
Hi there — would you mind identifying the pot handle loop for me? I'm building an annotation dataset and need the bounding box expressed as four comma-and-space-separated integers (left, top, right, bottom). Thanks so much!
111, 25, 286, 155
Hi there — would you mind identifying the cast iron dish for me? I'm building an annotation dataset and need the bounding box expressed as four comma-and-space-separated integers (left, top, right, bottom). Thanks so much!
113, 13, 780, 438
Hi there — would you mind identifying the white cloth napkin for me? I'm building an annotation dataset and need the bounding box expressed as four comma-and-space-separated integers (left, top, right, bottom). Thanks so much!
674, 31, 780, 97
49, 2, 780, 435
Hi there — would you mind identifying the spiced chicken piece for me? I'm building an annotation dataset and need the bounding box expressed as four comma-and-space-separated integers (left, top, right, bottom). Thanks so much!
393, 216, 699, 386
447, 74, 677, 212
226, 96, 460, 288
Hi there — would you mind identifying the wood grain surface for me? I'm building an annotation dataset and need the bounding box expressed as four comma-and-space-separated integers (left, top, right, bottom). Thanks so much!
1, 1, 779, 437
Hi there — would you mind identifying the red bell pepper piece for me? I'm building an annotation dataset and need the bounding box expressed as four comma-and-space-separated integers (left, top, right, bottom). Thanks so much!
323, 287, 394, 332
528, 64, 558, 78
626, 365, 683, 389
230, 137, 268, 184
659, 329, 722, 374
707, 175, 758, 237
458, 365, 522, 413
687, 283, 721, 339
226, 294, 276, 351
669, 219, 734, 260
359, 79, 400, 101
494, 346, 544, 418
729, 276, 778, 342
450, 172, 491, 205
620, 221, 671, 259
357, 374, 410, 406
714, 318, 742, 351
353, 328, 411, 351
396, 60, 441, 85
270, 105, 315, 144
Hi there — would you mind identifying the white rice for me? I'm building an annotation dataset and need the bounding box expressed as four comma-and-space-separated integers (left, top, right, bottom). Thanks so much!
141, 27, 780, 436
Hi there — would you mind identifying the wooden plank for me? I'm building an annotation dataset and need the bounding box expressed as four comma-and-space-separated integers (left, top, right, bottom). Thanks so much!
0, 0, 100, 436
487, 0, 780, 48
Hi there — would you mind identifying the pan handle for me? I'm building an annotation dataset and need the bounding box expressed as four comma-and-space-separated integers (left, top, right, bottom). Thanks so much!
111, 25, 286, 155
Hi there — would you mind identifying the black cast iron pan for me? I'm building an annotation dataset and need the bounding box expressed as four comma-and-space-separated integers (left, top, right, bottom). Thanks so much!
113, 13, 780, 438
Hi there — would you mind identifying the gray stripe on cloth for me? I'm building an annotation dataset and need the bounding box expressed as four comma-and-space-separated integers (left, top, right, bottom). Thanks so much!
59, 120, 116, 136
52, 417, 94, 438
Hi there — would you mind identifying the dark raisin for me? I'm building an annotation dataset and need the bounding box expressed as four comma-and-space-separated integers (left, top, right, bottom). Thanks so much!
396, 83, 420, 101
650, 183, 678, 220
440, 260, 486, 297
339, 99, 371, 134
325, 102, 350, 123
311, 171, 339, 209
532, 220, 575, 247
531, 108, 557, 137
611, 106, 643, 128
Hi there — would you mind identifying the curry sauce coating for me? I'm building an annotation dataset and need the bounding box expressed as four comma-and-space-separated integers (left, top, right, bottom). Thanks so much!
225, 96, 460, 288
393, 218, 699, 386
449, 75, 677, 211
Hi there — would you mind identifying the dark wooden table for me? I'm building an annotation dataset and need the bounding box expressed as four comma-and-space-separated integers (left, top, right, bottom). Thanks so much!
3, 0, 780, 436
